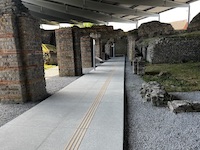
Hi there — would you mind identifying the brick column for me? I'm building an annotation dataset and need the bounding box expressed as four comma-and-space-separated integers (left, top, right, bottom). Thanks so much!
0, 14, 27, 103
18, 16, 47, 102
80, 35, 92, 68
73, 27, 82, 75
55, 27, 82, 76
90, 33, 101, 59
0, 0, 47, 103
95, 38, 101, 58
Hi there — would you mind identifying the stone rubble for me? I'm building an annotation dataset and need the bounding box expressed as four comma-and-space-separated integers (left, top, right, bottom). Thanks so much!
168, 100, 200, 114
140, 81, 173, 106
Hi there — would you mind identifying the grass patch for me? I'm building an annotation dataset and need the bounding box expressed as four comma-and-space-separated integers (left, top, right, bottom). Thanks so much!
143, 62, 200, 92
44, 64, 56, 70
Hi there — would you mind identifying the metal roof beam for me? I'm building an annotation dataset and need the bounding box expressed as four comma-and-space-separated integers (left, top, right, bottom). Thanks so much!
45, 0, 158, 16
102, 0, 189, 7
22, 0, 135, 23
23, 3, 95, 23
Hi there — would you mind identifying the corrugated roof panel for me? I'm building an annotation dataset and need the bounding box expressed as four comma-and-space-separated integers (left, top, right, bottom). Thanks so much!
147, 7, 171, 13
122, 15, 138, 19
134, 5, 153, 11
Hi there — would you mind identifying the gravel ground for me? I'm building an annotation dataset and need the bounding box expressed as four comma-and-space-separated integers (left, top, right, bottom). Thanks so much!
125, 59, 200, 150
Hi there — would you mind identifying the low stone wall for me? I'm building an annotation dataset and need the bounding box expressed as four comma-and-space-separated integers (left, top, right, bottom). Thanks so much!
137, 35, 200, 64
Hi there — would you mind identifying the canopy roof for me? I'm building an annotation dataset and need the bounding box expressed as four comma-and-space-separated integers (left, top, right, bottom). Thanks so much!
22, 0, 196, 24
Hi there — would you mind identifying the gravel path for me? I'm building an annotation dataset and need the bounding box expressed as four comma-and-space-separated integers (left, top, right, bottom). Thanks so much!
125, 59, 200, 150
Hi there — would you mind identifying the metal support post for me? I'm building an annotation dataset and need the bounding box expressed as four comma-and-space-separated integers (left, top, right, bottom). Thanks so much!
188, 5, 191, 24
93, 39, 96, 70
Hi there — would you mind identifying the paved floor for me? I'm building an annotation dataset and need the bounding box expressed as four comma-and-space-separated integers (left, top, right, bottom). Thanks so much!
0, 57, 125, 150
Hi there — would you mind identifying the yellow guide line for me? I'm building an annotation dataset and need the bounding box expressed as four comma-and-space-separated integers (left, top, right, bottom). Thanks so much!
64, 69, 115, 150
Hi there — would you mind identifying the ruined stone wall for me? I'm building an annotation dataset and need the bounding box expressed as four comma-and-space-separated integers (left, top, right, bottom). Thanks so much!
80, 35, 92, 68
188, 13, 200, 32
137, 36, 200, 64
55, 28, 82, 76
138, 21, 174, 38
115, 36, 127, 56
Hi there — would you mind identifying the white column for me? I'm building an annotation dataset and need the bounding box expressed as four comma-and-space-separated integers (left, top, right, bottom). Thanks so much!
188, 4, 191, 24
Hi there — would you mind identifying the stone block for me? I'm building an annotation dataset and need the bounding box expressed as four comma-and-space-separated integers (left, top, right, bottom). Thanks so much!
168, 100, 200, 113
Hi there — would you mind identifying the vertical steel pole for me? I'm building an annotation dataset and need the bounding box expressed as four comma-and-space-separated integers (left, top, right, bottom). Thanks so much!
188, 5, 191, 24
93, 39, 96, 70
136, 21, 138, 29
158, 14, 160, 22
113, 43, 115, 58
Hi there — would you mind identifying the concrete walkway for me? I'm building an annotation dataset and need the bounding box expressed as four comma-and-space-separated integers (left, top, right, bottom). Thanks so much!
0, 57, 125, 150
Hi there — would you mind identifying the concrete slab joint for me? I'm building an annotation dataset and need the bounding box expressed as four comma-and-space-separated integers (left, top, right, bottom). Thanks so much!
0, 0, 47, 103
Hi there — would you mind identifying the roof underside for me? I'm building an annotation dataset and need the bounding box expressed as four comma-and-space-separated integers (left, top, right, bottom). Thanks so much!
22, 0, 197, 24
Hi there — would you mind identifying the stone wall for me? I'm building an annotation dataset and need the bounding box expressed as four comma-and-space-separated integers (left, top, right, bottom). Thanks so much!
138, 21, 174, 38
55, 28, 82, 76
79, 26, 127, 57
137, 35, 200, 64
115, 36, 127, 56
128, 18, 200, 64
0, 0, 47, 103
41, 30, 56, 45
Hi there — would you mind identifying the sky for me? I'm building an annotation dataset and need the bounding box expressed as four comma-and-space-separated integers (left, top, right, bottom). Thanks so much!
41, 0, 200, 32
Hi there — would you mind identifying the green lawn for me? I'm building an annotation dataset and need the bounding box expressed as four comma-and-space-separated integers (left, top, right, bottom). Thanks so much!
143, 62, 200, 92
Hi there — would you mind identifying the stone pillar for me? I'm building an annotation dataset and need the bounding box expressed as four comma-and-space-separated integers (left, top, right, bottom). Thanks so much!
95, 38, 101, 58
18, 16, 47, 102
80, 35, 92, 68
127, 35, 133, 62
72, 27, 82, 75
0, 13, 27, 103
0, 0, 47, 103
55, 27, 82, 76
90, 33, 101, 58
